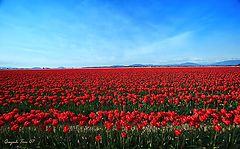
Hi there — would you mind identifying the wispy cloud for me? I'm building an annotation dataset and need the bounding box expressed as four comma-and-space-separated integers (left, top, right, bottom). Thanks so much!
124, 31, 194, 62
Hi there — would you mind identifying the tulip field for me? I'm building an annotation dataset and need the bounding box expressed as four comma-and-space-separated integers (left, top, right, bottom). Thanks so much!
0, 67, 240, 148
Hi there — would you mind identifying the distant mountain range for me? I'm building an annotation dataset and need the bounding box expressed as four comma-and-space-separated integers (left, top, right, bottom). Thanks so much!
108, 60, 240, 68
0, 60, 240, 70
93, 60, 240, 68
211, 60, 240, 66
172, 62, 202, 67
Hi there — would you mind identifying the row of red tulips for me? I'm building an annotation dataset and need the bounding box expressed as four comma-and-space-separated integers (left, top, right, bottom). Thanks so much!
1, 106, 240, 133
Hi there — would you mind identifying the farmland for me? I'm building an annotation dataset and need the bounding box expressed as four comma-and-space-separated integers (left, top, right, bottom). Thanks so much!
0, 67, 240, 148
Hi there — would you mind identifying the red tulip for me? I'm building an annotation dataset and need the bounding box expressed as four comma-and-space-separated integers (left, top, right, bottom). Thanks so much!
89, 112, 96, 119
95, 134, 102, 142
174, 129, 182, 137
3, 114, 13, 121
214, 125, 222, 132
11, 124, 19, 131
104, 121, 113, 130
32, 119, 40, 126
24, 121, 31, 127
234, 115, 240, 125
121, 132, 127, 138
63, 125, 70, 133
52, 119, 59, 126
47, 127, 53, 133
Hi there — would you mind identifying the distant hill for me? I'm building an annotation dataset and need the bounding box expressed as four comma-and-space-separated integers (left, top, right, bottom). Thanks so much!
57, 67, 65, 69
32, 67, 42, 69
109, 65, 126, 68
177, 62, 201, 66
128, 64, 148, 67
126, 62, 202, 67
0, 67, 8, 70
211, 60, 240, 66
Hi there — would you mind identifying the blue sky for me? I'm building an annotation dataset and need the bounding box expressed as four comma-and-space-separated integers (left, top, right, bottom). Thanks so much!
0, 0, 240, 67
